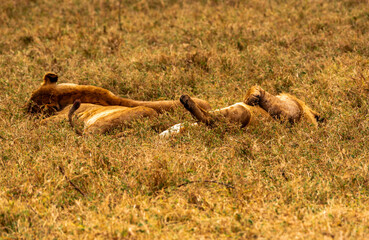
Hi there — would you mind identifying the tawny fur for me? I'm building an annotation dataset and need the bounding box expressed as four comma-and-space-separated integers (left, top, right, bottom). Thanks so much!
41, 101, 158, 134
179, 94, 271, 128
244, 85, 322, 126
27, 73, 211, 115
161, 86, 322, 137
159, 94, 271, 137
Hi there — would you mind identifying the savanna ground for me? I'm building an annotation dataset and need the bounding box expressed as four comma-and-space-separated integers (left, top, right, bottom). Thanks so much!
1, 0, 369, 238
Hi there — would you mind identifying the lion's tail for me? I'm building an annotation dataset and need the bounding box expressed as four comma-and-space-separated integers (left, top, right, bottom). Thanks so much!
68, 100, 83, 135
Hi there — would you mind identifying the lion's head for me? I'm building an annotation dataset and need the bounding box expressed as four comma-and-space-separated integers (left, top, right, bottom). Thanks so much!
26, 72, 60, 114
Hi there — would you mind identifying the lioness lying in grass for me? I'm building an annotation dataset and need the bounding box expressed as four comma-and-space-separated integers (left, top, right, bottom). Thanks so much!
160, 86, 323, 137
27, 72, 211, 135
180, 86, 323, 128
26, 73, 211, 115
159, 95, 272, 137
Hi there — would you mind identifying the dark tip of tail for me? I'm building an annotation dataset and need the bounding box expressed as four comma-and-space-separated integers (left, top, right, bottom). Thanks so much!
68, 100, 82, 135
74, 99, 81, 108
314, 114, 325, 123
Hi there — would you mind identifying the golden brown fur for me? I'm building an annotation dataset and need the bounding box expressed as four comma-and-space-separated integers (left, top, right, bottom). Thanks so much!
41, 101, 158, 134
161, 86, 323, 137
27, 73, 211, 115
180, 95, 269, 128
180, 95, 271, 128
244, 85, 323, 126
159, 95, 271, 137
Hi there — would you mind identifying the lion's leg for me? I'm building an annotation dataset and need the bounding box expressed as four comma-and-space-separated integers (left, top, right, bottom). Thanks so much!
180, 95, 215, 126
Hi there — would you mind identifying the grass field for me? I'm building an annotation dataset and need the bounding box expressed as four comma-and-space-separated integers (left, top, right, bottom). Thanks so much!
1, 0, 369, 238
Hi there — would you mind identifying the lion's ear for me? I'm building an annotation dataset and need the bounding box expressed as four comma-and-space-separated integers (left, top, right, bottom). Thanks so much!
42, 72, 58, 85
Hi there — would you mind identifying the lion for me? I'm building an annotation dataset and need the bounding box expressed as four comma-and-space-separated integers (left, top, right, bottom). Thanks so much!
243, 85, 323, 126
160, 86, 323, 137
159, 94, 271, 137
41, 100, 158, 134
26, 73, 211, 115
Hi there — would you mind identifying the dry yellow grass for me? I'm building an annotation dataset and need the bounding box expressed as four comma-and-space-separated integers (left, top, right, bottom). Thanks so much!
1, 0, 369, 239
